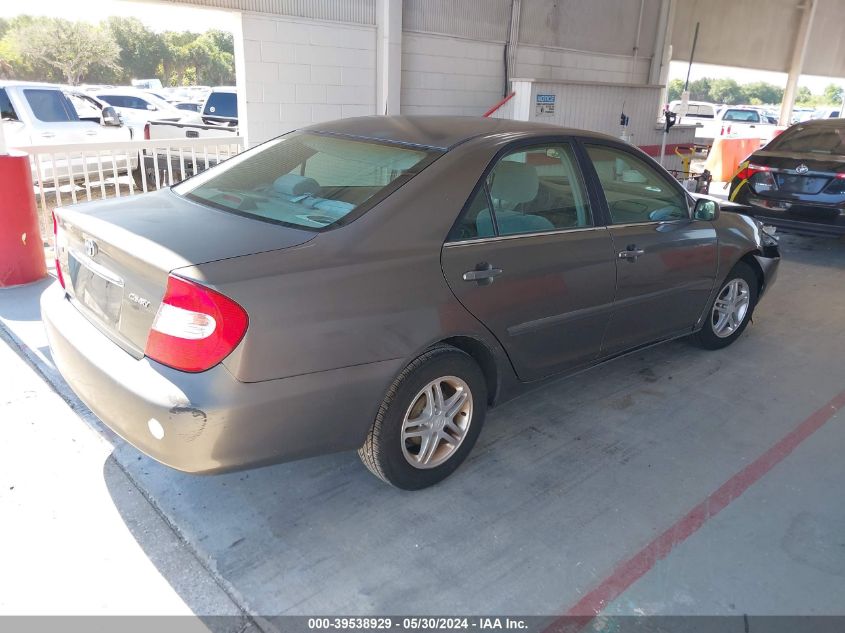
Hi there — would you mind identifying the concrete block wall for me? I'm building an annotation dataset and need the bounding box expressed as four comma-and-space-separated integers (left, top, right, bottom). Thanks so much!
400, 33, 505, 116
240, 13, 377, 144
515, 45, 652, 85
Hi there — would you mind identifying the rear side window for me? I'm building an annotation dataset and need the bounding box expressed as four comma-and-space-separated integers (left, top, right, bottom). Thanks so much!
768, 124, 845, 156
173, 132, 439, 231
99, 95, 152, 110
24, 89, 80, 123
449, 143, 592, 241
0, 89, 18, 121
204, 92, 237, 118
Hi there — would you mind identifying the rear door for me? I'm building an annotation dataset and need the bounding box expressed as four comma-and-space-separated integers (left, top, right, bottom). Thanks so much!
441, 140, 616, 381
580, 141, 718, 356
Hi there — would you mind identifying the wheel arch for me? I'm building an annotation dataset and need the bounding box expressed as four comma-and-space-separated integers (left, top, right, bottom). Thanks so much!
738, 249, 765, 294
437, 335, 501, 406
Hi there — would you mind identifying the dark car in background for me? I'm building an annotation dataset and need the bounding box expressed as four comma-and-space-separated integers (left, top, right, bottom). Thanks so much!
729, 119, 845, 236
43, 116, 780, 490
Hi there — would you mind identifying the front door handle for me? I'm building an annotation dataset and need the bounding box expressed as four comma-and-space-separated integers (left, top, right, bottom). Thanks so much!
618, 246, 645, 260
463, 263, 503, 285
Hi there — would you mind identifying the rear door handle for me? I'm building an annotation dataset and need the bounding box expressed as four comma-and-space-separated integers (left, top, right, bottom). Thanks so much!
618, 247, 645, 260
40, 132, 56, 138
463, 263, 503, 285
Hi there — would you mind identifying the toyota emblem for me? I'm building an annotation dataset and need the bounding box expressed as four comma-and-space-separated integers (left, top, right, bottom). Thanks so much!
795, 163, 809, 174
84, 238, 98, 258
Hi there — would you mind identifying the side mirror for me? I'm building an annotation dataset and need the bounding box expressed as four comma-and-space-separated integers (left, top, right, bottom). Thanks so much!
101, 106, 121, 127
146, 104, 157, 111
694, 197, 719, 221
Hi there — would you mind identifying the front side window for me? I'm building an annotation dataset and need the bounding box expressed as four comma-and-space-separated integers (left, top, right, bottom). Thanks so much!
174, 132, 439, 231
24, 89, 79, 123
66, 93, 101, 119
585, 144, 689, 224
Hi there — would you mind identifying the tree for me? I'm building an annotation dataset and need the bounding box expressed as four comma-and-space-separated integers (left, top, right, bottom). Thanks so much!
822, 83, 844, 106
708, 78, 744, 105
11, 18, 120, 84
666, 78, 684, 102
795, 86, 814, 105
687, 78, 712, 102
741, 81, 783, 106
103, 17, 167, 83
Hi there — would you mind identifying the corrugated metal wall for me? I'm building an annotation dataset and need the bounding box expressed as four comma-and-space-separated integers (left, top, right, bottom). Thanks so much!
519, 0, 660, 58
159, 0, 376, 25
402, 0, 511, 42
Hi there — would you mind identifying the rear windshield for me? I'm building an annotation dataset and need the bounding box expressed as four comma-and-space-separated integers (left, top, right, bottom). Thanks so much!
204, 92, 237, 118
173, 132, 440, 230
768, 124, 845, 156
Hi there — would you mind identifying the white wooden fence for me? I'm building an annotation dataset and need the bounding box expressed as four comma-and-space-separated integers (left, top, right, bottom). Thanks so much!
14, 136, 245, 226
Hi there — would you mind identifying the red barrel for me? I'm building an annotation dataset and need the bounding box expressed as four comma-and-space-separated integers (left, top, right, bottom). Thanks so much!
0, 151, 47, 287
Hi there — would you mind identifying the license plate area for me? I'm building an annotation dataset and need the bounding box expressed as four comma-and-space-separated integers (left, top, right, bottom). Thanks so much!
68, 251, 124, 326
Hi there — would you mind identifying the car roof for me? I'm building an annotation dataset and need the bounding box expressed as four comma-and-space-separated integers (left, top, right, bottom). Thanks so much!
306, 115, 617, 151
0, 80, 63, 90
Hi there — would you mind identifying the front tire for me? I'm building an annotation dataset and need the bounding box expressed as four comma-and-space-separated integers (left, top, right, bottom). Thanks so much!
359, 346, 487, 490
693, 261, 758, 350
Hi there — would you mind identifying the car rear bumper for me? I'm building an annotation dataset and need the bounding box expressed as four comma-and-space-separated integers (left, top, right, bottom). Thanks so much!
41, 283, 401, 474
746, 198, 845, 237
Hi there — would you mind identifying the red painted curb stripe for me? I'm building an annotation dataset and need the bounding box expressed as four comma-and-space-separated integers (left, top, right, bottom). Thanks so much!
547, 388, 845, 631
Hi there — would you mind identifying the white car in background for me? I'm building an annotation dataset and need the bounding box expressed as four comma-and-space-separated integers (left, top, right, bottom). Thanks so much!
669, 99, 719, 126
93, 87, 195, 124
694, 106, 779, 147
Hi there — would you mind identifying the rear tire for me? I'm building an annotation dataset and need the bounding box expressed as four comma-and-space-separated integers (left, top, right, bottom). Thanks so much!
692, 261, 758, 350
359, 346, 487, 490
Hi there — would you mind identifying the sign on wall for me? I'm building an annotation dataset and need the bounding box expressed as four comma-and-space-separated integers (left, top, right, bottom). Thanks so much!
535, 94, 556, 116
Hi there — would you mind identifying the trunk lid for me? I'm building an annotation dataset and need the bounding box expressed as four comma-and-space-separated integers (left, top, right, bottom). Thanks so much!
750, 150, 845, 196
55, 189, 315, 357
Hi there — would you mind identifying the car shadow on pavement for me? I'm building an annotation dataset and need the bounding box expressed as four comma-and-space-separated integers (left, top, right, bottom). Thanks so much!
96, 233, 845, 619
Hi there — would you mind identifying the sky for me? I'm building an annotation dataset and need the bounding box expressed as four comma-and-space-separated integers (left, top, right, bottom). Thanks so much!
0, 0, 236, 33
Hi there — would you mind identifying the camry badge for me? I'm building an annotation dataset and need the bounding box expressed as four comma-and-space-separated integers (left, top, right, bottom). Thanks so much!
128, 293, 152, 310
795, 163, 809, 174
84, 238, 98, 258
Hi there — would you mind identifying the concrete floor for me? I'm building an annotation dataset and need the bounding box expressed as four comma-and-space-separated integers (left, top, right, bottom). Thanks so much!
1, 232, 844, 623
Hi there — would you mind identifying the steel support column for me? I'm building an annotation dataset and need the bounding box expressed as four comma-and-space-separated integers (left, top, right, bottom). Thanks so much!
779, 0, 818, 125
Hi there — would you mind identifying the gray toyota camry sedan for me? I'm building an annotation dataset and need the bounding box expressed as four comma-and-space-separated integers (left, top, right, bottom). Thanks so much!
42, 116, 780, 489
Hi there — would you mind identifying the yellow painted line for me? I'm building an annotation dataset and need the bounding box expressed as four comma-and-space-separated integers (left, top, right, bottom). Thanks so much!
729, 179, 748, 202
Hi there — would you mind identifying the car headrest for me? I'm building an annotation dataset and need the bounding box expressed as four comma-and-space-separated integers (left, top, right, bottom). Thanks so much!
273, 174, 319, 196
490, 161, 538, 203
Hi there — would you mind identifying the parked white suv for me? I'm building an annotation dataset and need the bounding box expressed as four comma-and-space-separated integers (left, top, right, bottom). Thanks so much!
0, 81, 133, 183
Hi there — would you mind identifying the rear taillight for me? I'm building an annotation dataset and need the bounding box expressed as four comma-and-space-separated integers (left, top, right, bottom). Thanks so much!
52, 211, 65, 289
736, 162, 776, 193
145, 275, 248, 373
143, 123, 151, 140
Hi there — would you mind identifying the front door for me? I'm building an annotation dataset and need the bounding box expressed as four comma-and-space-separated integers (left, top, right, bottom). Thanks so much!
581, 142, 718, 356
441, 141, 617, 381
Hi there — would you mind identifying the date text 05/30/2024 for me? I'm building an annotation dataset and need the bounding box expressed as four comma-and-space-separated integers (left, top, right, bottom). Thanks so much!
307, 618, 529, 630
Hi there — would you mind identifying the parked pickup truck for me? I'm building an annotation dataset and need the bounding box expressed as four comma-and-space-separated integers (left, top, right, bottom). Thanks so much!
135, 86, 239, 189
694, 106, 780, 148
1, 81, 134, 183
